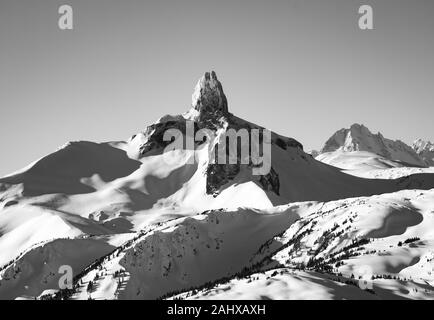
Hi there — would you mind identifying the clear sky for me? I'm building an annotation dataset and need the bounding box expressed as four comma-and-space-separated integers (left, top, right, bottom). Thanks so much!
1, 0, 433, 176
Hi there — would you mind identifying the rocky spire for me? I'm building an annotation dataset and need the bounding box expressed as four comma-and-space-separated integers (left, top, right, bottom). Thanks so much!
192, 71, 228, 115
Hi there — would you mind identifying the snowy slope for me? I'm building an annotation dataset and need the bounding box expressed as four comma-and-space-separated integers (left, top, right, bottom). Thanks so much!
319, 124, 426, 168
343, 166, 434, 180
316, 151, 406, 171
1, 71, 434, 300
30, 188, 434, 301
172, 189, 434, 300
68, 207, 302, 300
316, 151, 434, 179
178, 268, 434, 300
0, 237, 119, 300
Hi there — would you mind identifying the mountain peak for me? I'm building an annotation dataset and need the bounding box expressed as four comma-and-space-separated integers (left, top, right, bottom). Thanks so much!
349, 123, 366, 130
319, 123, 426, 167
412, 139, 434, 166
192, 71, 228, 115
349, 123, 379, 136
413, 139, 434, 152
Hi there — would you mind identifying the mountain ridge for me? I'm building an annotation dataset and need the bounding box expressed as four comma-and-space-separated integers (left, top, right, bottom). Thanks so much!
413, 139, 434, 166
318, 123, 427, 168
1, 72, 434, 300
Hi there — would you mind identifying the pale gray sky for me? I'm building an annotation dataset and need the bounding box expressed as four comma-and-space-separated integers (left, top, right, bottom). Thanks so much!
1, 0, 433, 176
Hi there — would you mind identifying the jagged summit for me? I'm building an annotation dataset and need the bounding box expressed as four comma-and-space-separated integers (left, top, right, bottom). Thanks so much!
413, 139, 434, 166
319, 123, 426, 167
320, 123, 377, 154
192, 71, 228, 115
413, 139, 434, 153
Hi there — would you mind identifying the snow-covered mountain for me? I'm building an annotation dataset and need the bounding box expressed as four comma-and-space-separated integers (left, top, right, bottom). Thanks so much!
34, 189, 434, 300
317, 124, 427, 171
413, 139, 434, 167
1, 72, 434, 300
173, 188, 434, 300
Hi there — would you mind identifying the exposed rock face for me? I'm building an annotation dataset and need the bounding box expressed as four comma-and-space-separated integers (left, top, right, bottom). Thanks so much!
206, 164, 240, 196
192, 71, 228, 115
259, 167, 280, 195
320, 123, 426, 167
413, 139, 434, 167
272, 135, 303, 151
138, 120, 203, 157
136, 71, 307, 197
138, 72, 229, 157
